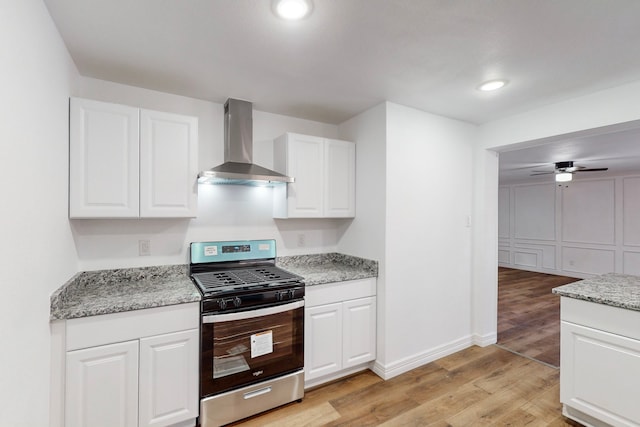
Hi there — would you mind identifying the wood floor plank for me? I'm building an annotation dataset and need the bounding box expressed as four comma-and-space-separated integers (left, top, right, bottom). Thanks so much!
497, 267, 578, 367
377, 382, 491, 426
443, 384, 529, 426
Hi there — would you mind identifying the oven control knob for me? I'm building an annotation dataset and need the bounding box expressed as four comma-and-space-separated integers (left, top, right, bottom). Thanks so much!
233, 297, 242, 307
288, 289, 296, 299
276, 291, 284, 301
218, 299, 227, 310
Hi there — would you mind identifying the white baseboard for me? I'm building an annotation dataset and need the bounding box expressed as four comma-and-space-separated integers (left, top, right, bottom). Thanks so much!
304, 364, 372, 389
372, 335, 474, 380
472, 331, 497, 347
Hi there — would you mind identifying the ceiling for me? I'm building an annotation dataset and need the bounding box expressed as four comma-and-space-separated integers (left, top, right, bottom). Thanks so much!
498, 126, 640, 184
43, 0, 640, 180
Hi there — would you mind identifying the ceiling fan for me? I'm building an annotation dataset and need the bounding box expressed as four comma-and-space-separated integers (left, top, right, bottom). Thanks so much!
531, 161, 608, 182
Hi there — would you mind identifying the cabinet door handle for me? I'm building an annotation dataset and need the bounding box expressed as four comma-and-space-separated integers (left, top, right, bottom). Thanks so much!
243, 386, 272, 400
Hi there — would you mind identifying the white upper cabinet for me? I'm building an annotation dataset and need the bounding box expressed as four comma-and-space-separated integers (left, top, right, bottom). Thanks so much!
324, 139, 356, 217
69, 98, 198, 218
273, 133, 355, 218
139, 109, 198, 217
70, 98, 140, 218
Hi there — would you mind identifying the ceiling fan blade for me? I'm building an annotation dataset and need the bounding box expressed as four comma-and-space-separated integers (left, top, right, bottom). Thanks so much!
575, 168, 609, 172
530, 171, 555, 176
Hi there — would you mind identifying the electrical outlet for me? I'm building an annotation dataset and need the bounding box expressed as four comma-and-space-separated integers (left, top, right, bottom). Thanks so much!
139, 239, 151, 256
297, 233, 305, 247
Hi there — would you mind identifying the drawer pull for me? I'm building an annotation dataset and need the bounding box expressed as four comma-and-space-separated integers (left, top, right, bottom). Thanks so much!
243, 386, 272, 399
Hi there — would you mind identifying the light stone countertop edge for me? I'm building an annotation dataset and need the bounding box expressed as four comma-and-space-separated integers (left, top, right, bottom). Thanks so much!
277, 253, 378, 286
50, 264, 200, 321
552, 272, 640, 312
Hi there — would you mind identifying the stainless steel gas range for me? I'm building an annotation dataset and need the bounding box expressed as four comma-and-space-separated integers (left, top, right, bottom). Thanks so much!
189, 240, 305, 427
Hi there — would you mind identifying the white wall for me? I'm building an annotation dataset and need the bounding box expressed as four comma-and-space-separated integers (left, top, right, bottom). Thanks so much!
0, 1, 79, 426
72, 77, 345, 270
499, 173, 640, 277
473, 80, 640, 346
383, 103, 475, 375
337, 102, 388, 364
337, 102, 476, 377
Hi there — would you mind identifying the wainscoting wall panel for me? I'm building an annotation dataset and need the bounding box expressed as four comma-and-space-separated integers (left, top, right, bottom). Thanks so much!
499, 173, 640, 278
623, 251, 640, 275
513, 184, 556, 241
623, 177, 640, 246
515, 243, 556, 270
514, 251, 538, 268
498, 187, 510, 239
562, 179, 615, 245
561, 246, 615, 275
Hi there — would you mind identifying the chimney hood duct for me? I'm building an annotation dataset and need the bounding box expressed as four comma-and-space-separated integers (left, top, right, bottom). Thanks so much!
198, 98, 294, 185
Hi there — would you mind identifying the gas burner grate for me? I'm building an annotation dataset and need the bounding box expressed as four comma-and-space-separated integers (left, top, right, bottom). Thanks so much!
193, 266, 301, 291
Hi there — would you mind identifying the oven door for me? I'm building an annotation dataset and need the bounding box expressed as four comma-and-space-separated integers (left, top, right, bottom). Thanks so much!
201, 299, 304, 397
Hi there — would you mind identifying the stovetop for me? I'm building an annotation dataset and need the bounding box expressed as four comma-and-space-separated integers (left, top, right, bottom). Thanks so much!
192, 265, 302, 295
189, 240, 304, 301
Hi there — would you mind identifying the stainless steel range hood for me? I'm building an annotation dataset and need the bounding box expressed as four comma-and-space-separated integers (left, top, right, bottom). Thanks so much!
198, 98, 294, 185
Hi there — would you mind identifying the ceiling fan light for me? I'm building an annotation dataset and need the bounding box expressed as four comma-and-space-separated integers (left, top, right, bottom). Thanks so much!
478, 79, 508, 91
273, 0, 312, 20
555, 172, 572, 182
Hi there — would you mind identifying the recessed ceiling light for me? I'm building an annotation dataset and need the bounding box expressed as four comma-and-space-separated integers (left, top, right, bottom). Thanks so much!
478, 79, 508, 92
273, 0, 312, 20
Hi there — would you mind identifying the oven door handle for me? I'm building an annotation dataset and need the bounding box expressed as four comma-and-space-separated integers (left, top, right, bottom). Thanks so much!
202, 300, 304, 324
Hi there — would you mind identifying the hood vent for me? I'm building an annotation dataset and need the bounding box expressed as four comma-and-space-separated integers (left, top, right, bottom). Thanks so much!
198, 98, 294, 185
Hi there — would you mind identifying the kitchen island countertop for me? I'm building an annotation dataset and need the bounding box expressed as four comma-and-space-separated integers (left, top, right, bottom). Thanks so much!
552, 272, 640, 311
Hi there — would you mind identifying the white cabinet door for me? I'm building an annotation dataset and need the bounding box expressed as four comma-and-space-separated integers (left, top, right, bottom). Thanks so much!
139, 329, 199, 427
69, 98, 140, 218
561, 321, 640, 426
139, 110, 198, 218
324, 139, 356, 218
273, 133, 355, 218
286, 134, 325, 217
305, 302, 343, 381
342, 297, 376, 369
66, 340, 139, 427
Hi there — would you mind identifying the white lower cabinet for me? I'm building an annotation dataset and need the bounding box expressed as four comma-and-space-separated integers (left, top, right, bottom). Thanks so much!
560, 297, 640, 427
304, 278, 376, 388
342, 297, 377, 368
305, 302, 343, 380
63, 303, 199, 427
138, 330, 199, 427
66, 341, 139, 427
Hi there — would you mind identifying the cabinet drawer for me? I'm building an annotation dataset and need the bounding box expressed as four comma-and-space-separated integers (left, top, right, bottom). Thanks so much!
67, 303, 199, 351
305, 278, 376, 307
561, 297, 640, 340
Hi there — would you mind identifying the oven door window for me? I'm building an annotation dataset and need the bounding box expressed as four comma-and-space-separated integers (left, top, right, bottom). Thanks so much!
201, 300, 304, 397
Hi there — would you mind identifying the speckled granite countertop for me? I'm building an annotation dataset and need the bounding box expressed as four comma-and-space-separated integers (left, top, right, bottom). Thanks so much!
50, 253, 377, 321
50, 265, 200, 321
276, 253, 378, 286
552, 273, 640, 311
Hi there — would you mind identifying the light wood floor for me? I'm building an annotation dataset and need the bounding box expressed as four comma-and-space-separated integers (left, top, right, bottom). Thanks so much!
229, 268, 582, 426
497, 267, 578, 367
